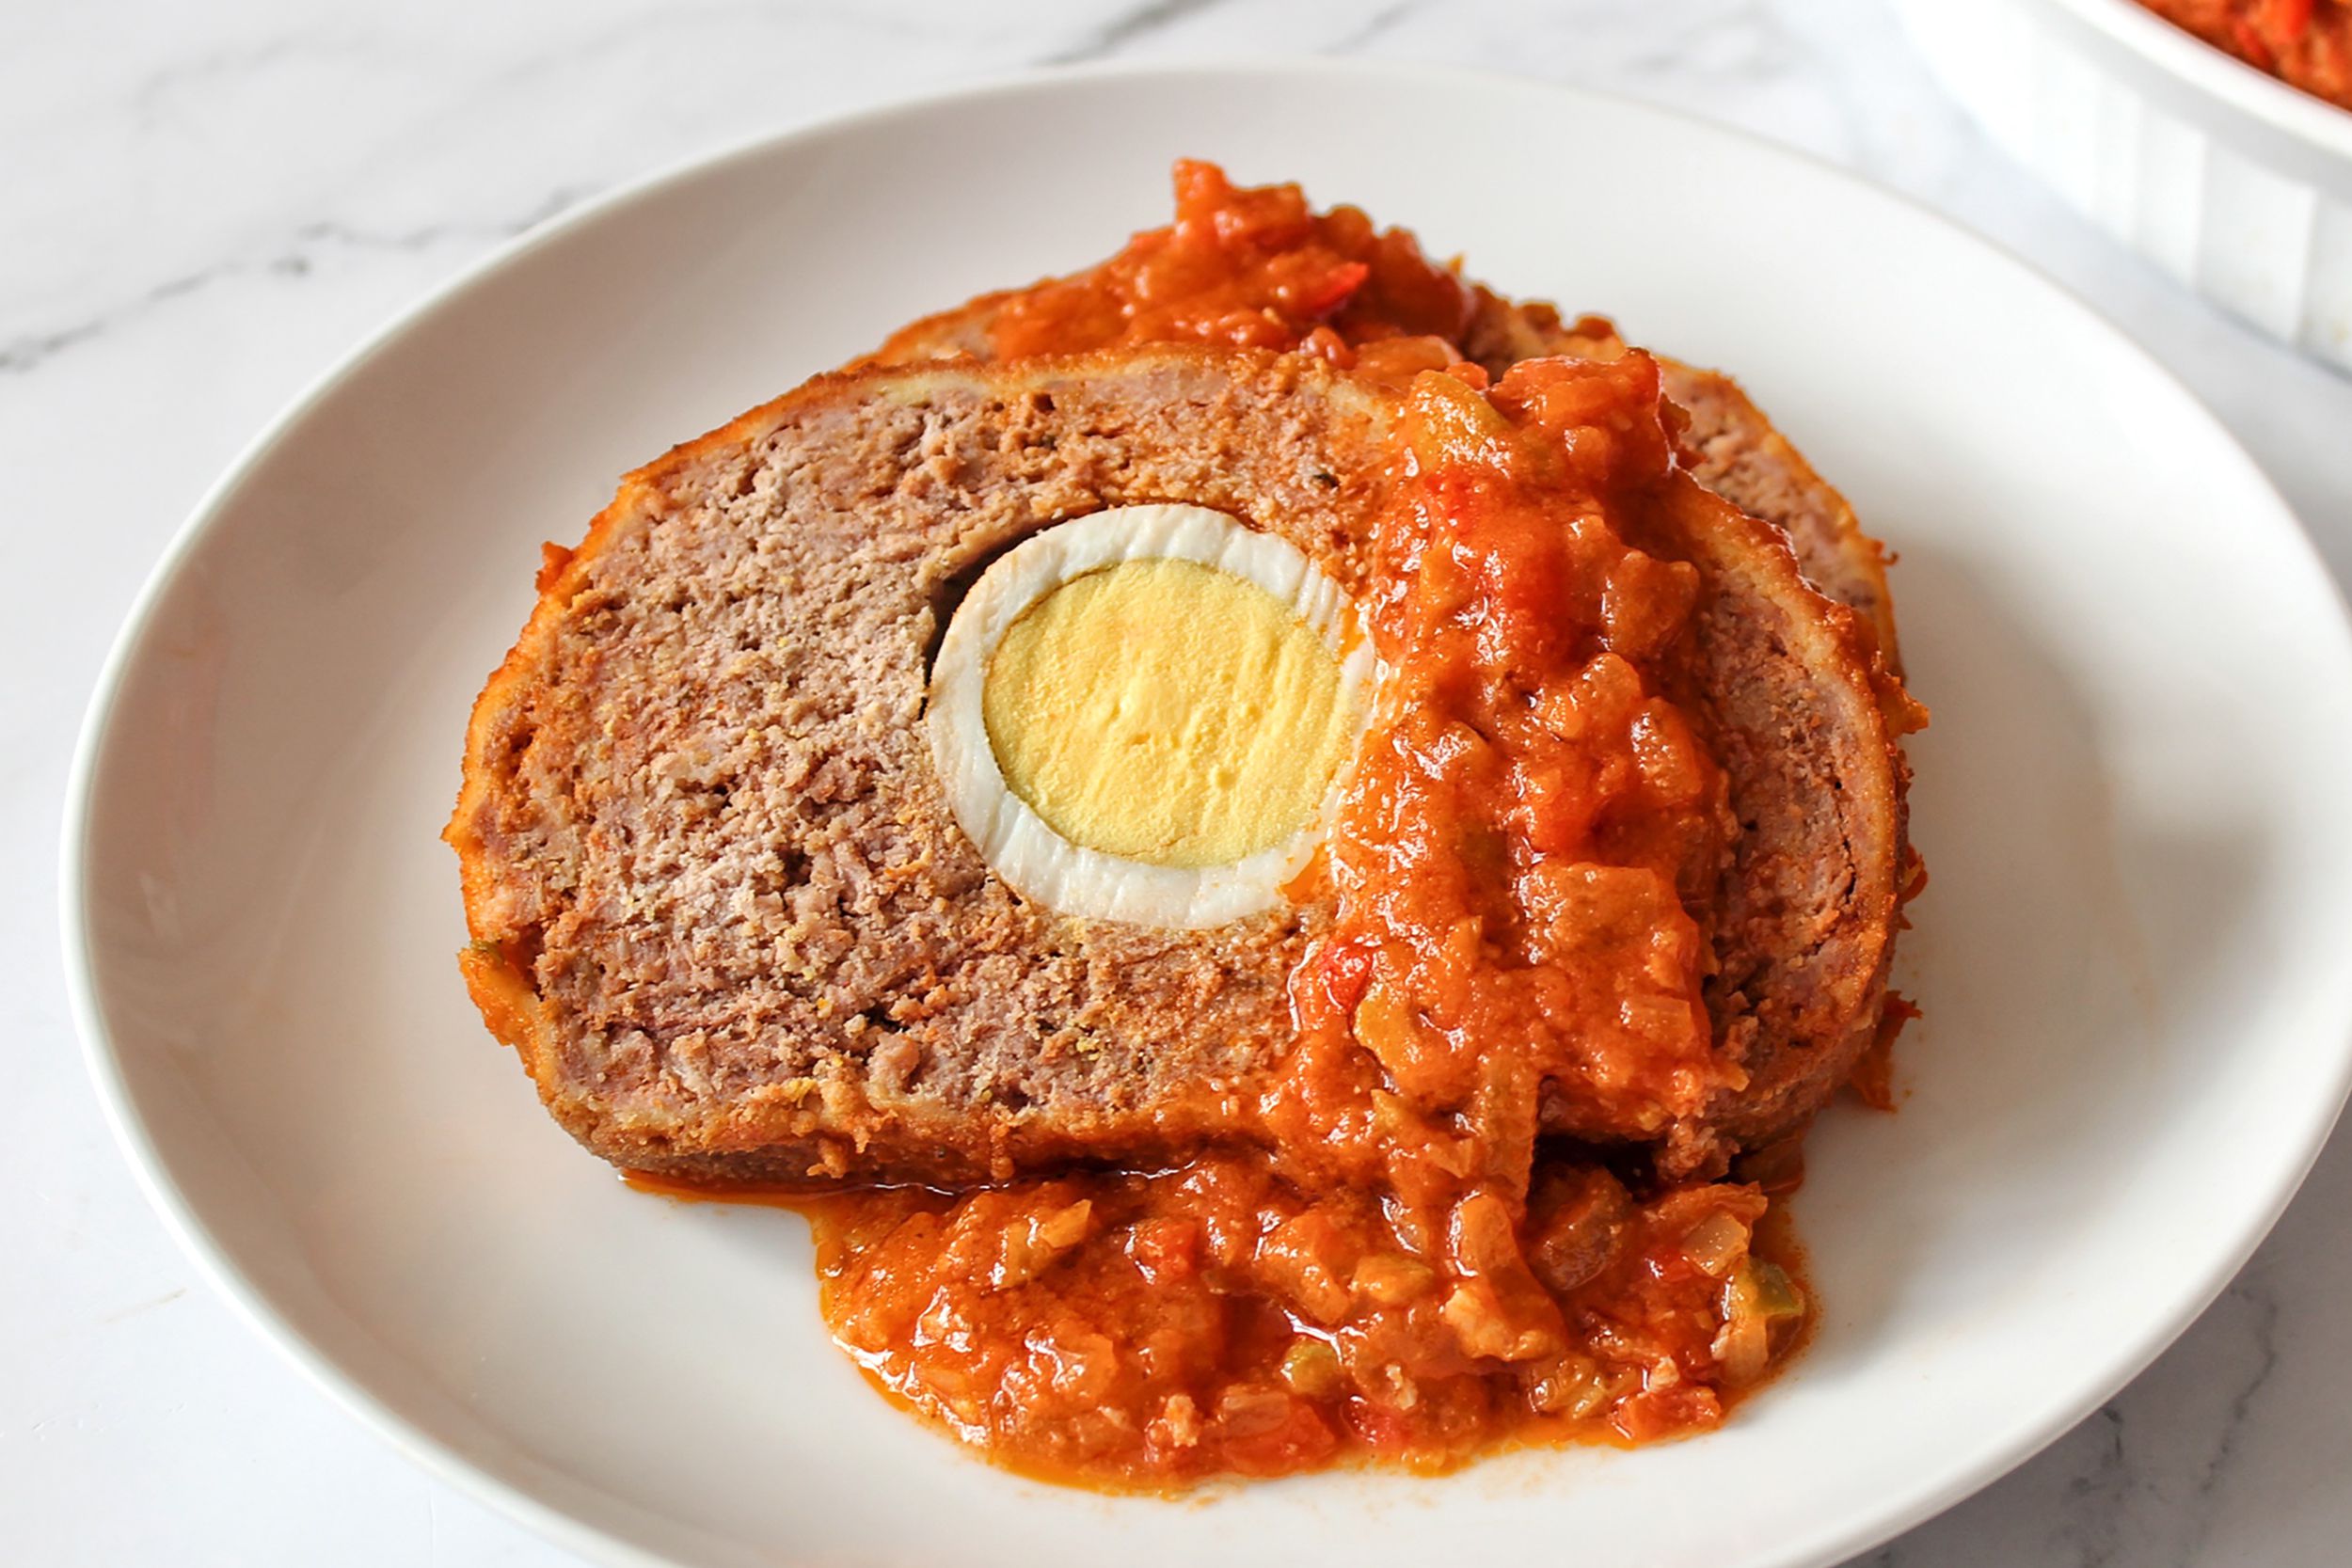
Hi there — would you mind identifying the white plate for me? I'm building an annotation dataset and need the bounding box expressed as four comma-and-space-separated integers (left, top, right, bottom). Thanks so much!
62, 60, 2352, 1568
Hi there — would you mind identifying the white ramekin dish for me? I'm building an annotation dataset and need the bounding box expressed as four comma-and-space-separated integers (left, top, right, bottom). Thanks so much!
1897, 0, 2352, 372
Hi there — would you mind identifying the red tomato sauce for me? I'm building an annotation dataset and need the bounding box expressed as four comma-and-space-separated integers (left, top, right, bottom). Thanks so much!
637, 166, 1814, 1491
2136, 0, 2352, 110
987, 158, 1519, 387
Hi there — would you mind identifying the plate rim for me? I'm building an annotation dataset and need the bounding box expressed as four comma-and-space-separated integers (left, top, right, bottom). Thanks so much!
57, 54, 2352, 1568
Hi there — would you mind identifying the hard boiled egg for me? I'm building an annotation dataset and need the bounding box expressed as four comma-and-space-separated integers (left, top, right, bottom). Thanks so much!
927, 503, 1371, 927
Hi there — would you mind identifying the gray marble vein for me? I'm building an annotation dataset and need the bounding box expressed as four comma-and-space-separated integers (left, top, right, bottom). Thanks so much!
0, 186, 594, 376
1322, 0, 1422, 58
1040, 0, 1235, 65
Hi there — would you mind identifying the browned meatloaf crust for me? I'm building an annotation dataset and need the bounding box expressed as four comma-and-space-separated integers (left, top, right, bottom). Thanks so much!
448, 348, 1911, 1186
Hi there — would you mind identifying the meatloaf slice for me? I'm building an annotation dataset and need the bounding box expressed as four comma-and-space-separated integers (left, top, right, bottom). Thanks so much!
452, 352, 1390, 1186
449, 348, 1907, 1185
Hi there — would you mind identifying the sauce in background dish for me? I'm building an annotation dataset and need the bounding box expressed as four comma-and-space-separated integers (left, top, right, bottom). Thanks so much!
635, 166, 1858, 1491
2135, 0, 2352, 110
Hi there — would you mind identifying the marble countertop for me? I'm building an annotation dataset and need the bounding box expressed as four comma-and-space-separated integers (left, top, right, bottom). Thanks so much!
8, 1, 2349, 1562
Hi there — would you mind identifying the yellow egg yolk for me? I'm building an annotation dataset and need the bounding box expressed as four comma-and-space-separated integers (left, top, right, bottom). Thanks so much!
982, 558, 1353, 869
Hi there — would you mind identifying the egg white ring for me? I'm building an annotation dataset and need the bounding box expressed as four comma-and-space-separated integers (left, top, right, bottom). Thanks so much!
926, 503, 1374, 929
